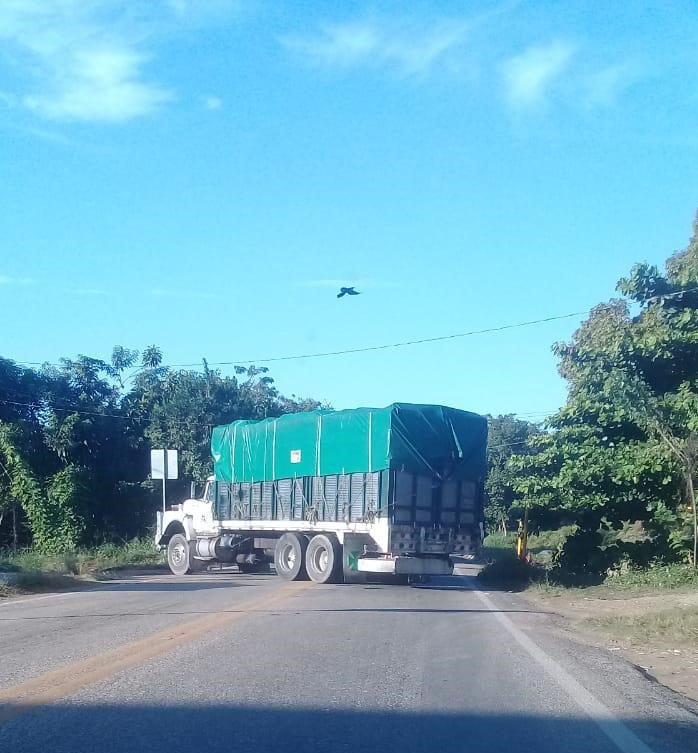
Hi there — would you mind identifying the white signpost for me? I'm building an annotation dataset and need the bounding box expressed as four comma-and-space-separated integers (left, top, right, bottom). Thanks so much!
151, 449, 178, 512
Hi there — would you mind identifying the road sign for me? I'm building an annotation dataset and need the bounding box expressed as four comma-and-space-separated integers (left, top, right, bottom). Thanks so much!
151, 449, 178, 513
151, 449, 178, 480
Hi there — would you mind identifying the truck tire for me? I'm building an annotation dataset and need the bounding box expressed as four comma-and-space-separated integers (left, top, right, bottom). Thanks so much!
274, 533, 308, 581
167, 533, 200, 576
305, 534, 342, 584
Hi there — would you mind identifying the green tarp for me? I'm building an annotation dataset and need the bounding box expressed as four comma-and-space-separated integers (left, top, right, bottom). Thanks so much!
211, 403, 487, 483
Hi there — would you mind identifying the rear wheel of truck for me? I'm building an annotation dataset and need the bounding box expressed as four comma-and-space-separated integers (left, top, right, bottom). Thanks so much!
167, 533, 199, 576
305, 534, 342, 584
274, 533, 309, 581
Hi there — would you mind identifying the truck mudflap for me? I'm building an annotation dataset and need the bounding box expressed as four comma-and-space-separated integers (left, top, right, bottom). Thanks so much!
357, 556, 453, 576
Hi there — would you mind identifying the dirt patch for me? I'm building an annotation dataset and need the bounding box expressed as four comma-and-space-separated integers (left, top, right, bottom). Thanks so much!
526, 587, 698, 703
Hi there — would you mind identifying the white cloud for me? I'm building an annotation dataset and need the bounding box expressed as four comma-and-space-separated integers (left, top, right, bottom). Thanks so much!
0, 274, 36, 285
502, 41, 575, 106
0, 1, 180, 122
204, 95, 222, 110
25, 48, 172, 122
282, 18, 469, 78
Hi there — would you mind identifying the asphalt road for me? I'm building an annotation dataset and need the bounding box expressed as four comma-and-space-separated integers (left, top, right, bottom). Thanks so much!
0, 565, 696, 753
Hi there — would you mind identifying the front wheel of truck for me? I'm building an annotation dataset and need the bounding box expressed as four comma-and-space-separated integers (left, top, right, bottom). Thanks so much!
167, 533, 198, 576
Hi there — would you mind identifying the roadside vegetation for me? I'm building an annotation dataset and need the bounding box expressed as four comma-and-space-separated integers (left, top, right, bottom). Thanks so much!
0, 539, 165, 598
480, 530, 698, 592
587, 607, 698, 644
0, 347, 324, 555
483, 212, 698, 589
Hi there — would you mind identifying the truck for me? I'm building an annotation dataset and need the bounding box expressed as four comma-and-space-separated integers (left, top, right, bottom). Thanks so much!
155, 403, 487, 583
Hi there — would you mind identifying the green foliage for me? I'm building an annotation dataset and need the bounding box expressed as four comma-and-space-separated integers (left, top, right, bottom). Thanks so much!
477, 551, 541, 588
483, 531, 518, 550
44, 466, 87, 551
510, 211, 698, 571
0, 539, 164, 595
0, 425, 85, 552
484, 414, 540, 532
128, 363, 323, 480
527, 525, 577, 553
547, 519, 654, 582
0, 345, 324, 549
0, 538, 163, 576
601, 561, 698, 590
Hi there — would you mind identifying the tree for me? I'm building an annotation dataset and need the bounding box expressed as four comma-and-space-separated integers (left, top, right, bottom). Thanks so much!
0, 424, 85, 552
606, 369, 698, 567
510, 211, 698, 568
484, 415, 540, 534
0, 344, 326, 549
128, 362, 324, 480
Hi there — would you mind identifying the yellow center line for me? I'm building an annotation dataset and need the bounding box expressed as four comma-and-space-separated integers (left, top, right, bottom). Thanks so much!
0, 581, 310, 725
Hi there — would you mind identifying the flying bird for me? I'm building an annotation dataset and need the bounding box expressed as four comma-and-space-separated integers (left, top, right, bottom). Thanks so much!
337, 287, 360, 298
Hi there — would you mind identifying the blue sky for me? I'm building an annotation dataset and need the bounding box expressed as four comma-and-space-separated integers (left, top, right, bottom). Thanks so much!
1, 0, 698, 419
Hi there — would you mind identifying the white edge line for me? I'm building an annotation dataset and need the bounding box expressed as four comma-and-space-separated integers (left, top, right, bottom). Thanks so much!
471, 587, 657, 753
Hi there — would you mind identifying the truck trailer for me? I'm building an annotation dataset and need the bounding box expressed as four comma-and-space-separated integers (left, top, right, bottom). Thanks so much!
156, 403, 487, 583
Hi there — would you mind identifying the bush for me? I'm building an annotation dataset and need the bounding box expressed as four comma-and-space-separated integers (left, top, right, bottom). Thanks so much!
477, 552, 542, 588
546, 518, 660, 583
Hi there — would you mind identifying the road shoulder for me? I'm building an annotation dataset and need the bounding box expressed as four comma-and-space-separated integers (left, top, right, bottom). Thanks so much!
523, 585, 698, 704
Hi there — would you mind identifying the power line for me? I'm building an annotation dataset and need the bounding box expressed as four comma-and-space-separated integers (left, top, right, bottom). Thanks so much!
158, 284, 698, 368
1, 397, 552, 427
9, 310, 585, 369
12, 284, 698, 372
0, 399, 199, 427
164, 311, 588, 367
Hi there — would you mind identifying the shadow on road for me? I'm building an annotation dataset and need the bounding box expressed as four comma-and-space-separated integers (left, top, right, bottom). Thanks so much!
89, 573, 278, 594
0, 702, 695, 753
94, 580, 255, 593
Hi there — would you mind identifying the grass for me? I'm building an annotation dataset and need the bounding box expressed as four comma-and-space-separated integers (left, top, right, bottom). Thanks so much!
586, 607, 698, 645
482, 527, 698, 594
483, 526, 576, 560
0, 539, 165, 597
528, 562, 698, 599
602, 563, 698, 591
482, 531, 518, 561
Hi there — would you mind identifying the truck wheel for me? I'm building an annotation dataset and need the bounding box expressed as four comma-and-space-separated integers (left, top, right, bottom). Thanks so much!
305, 534, 342, 584
167, 533, 198, 576
274, 533, 308, 581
